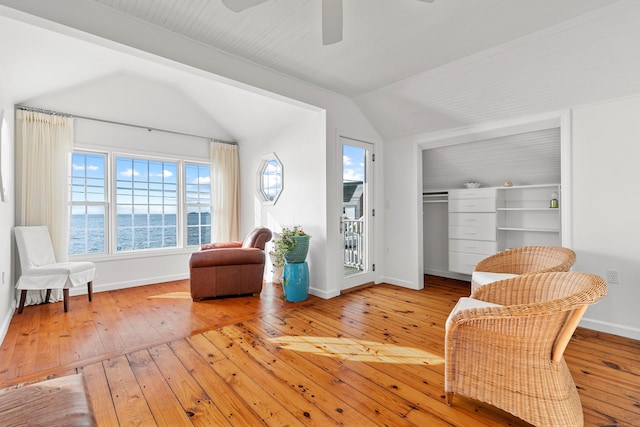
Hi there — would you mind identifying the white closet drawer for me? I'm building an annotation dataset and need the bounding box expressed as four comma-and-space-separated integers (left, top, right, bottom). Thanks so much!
448, 213, 496, 241
449, 213, 496, 227
448, 188, 497, 200
449, 198, 496, 213
449, 252, 486, 275
449, 239, 496, 255
449, 225, 496, 241
448, 188, 498, 275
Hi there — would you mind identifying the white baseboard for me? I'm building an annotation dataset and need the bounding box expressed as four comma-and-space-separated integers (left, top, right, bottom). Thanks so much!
378, 276, 422, 290
579, 317, 640, 341
424, 268, 471, 282
0, 307, 13, 350
309, 287, 339, 299
68, 273, 189, 296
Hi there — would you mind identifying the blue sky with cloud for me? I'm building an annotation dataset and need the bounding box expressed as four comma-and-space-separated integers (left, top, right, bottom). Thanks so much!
343, 144, 365, 182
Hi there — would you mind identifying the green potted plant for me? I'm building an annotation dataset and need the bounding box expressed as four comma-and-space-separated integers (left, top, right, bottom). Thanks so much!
270, 225, 311, 269
270, 226, 311, 302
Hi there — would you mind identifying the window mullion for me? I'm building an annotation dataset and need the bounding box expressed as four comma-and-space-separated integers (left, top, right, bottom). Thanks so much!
70, 150, 209, 256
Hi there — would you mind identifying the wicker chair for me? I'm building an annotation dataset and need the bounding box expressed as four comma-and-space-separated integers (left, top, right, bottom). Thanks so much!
445, 272, 608, 427
471, 246, 576, 293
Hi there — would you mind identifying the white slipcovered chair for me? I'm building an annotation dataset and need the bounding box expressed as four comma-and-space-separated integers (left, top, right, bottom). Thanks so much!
14, 226, 95, 313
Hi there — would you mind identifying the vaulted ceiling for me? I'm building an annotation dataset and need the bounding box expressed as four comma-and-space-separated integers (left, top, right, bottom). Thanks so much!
2, 0, 637, 142
90, 0, 615, 97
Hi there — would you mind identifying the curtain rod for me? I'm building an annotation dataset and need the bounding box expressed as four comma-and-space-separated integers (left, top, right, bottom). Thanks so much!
15, 104, 237, 145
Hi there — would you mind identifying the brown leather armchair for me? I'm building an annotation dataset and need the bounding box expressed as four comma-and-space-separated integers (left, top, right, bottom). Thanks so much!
189, 227, 272, 301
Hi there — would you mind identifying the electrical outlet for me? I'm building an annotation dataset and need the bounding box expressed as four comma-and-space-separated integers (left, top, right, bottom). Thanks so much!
606, 269, 620, 284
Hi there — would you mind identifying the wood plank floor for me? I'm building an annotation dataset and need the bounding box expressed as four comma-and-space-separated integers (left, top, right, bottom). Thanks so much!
1, 276, 638, 426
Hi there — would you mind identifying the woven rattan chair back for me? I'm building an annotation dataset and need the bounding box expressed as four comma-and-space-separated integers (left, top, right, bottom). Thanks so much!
445, 271, 607, 427
471, 246, 576, 292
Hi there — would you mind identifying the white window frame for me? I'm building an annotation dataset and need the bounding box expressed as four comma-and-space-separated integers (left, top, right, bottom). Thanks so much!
184, 161, 212, 247
69, 149, 212, 259
112, 153, 181, 253
69, 150, 109, 256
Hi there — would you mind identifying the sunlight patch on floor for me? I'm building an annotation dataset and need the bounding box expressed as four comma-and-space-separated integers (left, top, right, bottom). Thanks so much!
269, 335, 444, 365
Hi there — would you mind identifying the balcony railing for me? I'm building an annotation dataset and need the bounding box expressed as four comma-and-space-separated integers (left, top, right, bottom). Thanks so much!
343, 217, 365, 272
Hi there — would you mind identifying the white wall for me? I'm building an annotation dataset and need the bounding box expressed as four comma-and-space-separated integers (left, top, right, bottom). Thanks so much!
382, 139, 423, 289
27, 72, 234, 142
571, 94, 640, 339
239, 101, 385, 300
0, 101, 15, 344
240, 112, 329, 296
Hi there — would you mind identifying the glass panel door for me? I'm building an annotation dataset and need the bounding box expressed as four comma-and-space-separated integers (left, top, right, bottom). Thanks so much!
341, 138, 374, 290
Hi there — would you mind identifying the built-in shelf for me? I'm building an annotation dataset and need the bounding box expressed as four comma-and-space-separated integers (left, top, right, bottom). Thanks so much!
497, 227, 560, 233
497, 207, 560, 211
440, 184, 563, 272
496, 184, 561, 250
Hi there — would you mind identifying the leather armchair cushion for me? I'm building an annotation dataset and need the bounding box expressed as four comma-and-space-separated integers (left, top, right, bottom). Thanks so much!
200, 241, 242, 250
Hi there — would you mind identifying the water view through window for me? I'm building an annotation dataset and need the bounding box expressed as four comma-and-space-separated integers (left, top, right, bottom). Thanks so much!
115, 157, 178, 251
70, 152, 107, 254
69, 152, 212, 255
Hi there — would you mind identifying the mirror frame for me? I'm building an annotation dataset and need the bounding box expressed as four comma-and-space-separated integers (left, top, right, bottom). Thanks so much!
256, 152, 283, 205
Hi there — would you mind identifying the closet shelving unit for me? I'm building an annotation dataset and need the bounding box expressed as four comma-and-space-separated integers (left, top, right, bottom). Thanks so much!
496, 184, 561, 251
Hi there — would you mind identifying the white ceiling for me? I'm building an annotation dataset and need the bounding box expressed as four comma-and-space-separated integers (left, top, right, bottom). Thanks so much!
1, 0, 632, 142
89, 0, 617, 97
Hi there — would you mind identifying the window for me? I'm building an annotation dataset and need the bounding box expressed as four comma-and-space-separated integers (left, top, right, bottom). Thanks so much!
115, 157, 178, 252
70, 152, 107, 255
257, 153, 283, 205
69, 151, 212, 256
185, 163, 211, 246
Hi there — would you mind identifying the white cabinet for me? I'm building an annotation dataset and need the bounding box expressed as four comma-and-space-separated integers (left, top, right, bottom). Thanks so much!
449, 213, 497, 240
496, 184, 561, 251
446, 185, 562, 275
448, 188, 497, 275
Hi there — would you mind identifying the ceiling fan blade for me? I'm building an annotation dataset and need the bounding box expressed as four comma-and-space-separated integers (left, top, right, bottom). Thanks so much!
221, 0, 268, 13
417, 0, 435, 3
322, 0, 343, 45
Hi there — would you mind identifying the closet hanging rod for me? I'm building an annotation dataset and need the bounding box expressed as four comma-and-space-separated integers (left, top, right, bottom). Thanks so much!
15, 104, 237, 145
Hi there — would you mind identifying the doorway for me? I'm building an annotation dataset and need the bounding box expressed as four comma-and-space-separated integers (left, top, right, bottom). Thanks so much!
340, 137, 375, 291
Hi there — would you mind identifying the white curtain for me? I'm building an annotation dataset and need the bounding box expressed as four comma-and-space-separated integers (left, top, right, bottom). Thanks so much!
16, 109, 73, 305
211, 141, 240, 242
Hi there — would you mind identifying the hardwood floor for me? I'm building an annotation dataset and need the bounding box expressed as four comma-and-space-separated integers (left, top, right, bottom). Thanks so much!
0, 276, 638, 426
